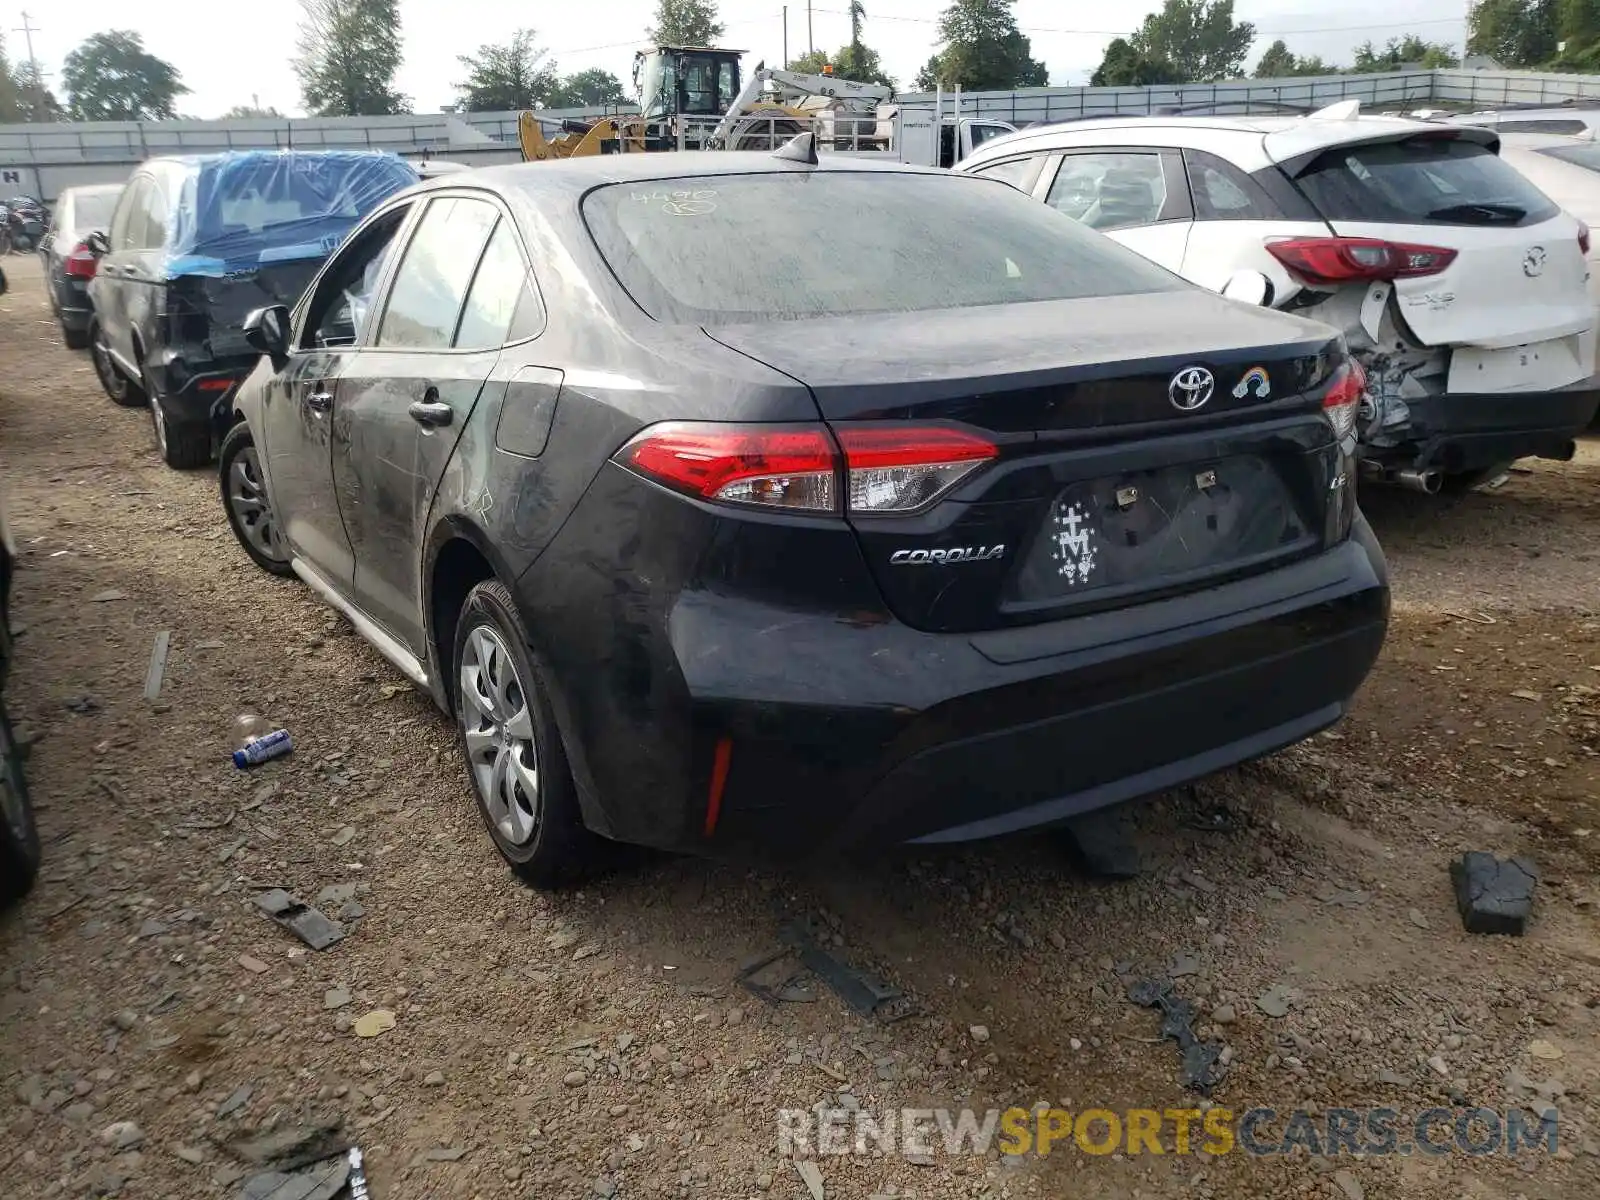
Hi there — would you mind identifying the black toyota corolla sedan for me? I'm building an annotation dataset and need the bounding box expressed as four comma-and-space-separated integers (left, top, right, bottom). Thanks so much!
218, 143, 1389, 886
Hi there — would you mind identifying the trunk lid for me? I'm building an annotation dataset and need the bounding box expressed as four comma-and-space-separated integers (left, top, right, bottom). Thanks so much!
1279, 127, 1593, 351
708, 294, 1351, 633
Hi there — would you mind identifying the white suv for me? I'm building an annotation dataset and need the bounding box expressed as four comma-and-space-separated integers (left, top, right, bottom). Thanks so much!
957, 103, 1600, 492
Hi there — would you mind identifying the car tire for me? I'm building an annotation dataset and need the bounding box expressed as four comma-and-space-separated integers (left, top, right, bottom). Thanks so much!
219, 422, 293, 577
90, 318, 144, 408
0, 702, 40, 908
61, 322, 89, 351
452, 579, 599, 888
143, 362, 211, 470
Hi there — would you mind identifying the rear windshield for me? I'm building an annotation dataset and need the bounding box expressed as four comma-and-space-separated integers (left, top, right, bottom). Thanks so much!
1295, 137, 1558, 227
72, 189, 120, 231
1536, 142, 1600, 174
580, 170, 1186, 324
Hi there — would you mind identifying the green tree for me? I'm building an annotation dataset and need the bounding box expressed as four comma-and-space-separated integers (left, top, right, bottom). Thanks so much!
1351, 35, 1459, 72
222, 103, 285, 118
1254, 39, 1297, 77
1129, 0, 1254, 82
455, 30, 557, 110
61, 31, 189, 121
1468, 0, 1559, 66
916, 0, 1049, 91
1557, 0, 1600, 45
17, 64, 65, 122
294, 0, 409, 117
0, 37, 22, 124
546, 68, 628, 107
648, 0, 725, 46
1090, 37, 1182, 86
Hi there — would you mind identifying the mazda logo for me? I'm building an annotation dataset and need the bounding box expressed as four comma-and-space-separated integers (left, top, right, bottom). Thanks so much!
1523, 246, 1547, 277
1168, 366, 1215, 412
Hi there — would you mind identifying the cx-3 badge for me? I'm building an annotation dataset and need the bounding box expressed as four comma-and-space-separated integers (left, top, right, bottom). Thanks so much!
1523, 246, 1547, 277
1169, 366, 1215, 412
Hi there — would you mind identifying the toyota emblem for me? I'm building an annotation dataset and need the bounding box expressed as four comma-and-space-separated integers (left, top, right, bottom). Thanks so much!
1168, 366, 1216, 412
1523, 246, 1547, 277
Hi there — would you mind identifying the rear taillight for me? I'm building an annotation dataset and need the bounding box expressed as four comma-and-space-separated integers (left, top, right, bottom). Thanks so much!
618, 423, 837, 512
1321, 359, 1366, 440
616, 422, 998, 515
836, 426, 997, 513
64, 241, 97, 279
1580, 221, 1591, 256
1266, 237, 1457, 285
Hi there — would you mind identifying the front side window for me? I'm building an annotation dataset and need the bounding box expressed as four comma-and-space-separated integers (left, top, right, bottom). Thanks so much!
1047, 152, 1168, 232
137, 182, 170, 250
110, 179, 148, 251
300, 205, 412, 350
580, 170, 1185, 325
377, 197, 498, 349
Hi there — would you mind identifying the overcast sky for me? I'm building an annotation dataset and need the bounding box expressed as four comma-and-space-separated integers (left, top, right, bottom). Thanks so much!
13, 0, 1475, 118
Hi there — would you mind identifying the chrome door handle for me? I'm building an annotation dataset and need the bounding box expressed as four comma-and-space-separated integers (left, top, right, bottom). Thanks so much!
407, 400, 453, 428
305, 390, 333, 413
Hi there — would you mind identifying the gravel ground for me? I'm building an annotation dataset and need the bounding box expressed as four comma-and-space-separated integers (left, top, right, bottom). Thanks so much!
1, 253, 1597, 1200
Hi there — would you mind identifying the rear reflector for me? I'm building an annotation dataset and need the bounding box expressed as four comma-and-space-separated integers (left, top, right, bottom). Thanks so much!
64, 241, 97, 279
836, 426, 998, 513
617, 422, 1000, 515
1321, 359, 1366, 439
197, 378, 235, 392
1581, 221, 1592, 256
1266, 236, 1458, 285
617, 423, 837, 512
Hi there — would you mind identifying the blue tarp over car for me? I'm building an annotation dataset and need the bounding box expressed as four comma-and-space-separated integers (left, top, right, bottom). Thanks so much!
162, 150, 418, 279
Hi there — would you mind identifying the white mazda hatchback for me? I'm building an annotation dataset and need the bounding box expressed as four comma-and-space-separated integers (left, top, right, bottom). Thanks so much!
958, 102, 1600, 493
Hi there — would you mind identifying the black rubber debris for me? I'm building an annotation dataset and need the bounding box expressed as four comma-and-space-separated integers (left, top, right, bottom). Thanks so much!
253, 888, 347, 951
1451, 852, 1538, 935
1127, 977, 1226, 1092
1058, 807, 1141, 879
737, 918, 917, 1022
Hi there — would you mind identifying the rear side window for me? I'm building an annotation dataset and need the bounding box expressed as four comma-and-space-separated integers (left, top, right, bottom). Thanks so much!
454, 220, 543, 349
1295, 137, 1559, 227
1186, 151, 1274, 221
581, 171, 1185, 325
1047, 152, 1168, 231
378, 197, 498, 349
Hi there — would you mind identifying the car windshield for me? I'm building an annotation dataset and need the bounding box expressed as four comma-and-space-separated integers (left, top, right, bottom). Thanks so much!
1536, 142, 1600, 174
1296, 136, 1559, 226
72, 190, 121, 231
581, 170, 1186, 324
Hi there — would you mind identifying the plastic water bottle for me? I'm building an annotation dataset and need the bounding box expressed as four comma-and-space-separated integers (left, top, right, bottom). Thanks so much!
231, 713, 293, 768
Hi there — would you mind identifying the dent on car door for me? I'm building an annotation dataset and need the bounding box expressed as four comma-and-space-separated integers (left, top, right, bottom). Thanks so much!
262, 206, 414, 586
332, 195, 514, 654
1040, 149, 1193, 272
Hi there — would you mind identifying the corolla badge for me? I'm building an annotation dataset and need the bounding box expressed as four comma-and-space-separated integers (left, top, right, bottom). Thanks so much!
890, 546, 1006, 566
1232, 365, 1271, 400
1523, 246, 1547, 277
1169, 365, 1215, 412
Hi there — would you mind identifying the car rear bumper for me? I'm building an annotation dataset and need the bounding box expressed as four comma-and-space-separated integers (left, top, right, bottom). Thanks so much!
146, 349, 252, 433
1395, 378, 1599, 472
527, 496, 1389, 861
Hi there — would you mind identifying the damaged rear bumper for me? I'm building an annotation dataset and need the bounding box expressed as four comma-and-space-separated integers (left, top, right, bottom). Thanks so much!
1369, 377, 1600, 474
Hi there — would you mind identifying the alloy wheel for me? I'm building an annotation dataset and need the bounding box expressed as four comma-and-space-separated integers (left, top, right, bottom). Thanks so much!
225, 446, 287, 564
459, 625, 541, 847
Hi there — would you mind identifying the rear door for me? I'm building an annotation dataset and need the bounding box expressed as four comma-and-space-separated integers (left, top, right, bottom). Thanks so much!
92, 175, 150, 368
1276, 130, 1592, 372
332, 193, 511, 653
1038, 148, 1193, 273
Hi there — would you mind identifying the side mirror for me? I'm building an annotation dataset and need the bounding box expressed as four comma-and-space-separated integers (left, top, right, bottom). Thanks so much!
243, 304, 291, 367
85, 229, 109, 257
1220, 269, 1275, 308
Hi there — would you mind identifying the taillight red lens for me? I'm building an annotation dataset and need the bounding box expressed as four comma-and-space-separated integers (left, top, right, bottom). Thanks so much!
1321, 359, 1366, 439
1580, 220, 1591, 256
64, 241, 97, 279
618, 423, 838, 511
1266, 236, 1457, 285
616, 422, 1000, 515
836, 426, 998, 513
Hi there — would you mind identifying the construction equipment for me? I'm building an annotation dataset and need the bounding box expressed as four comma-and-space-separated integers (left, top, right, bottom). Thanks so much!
519, 45, 892, 161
